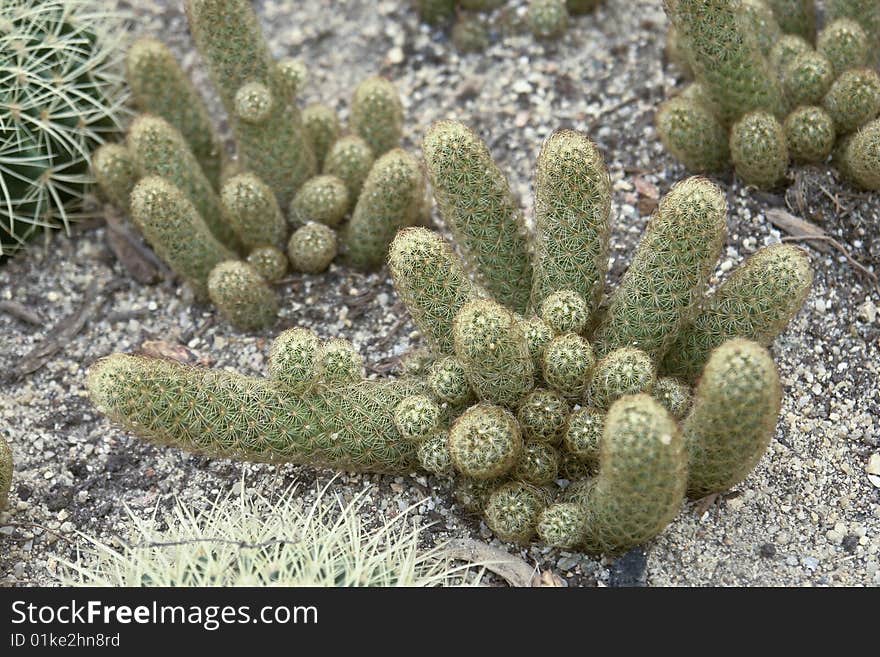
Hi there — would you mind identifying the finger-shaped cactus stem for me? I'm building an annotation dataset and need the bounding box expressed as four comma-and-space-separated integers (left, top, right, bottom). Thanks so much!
682, 339, 781, 497
389, 228, 481, 354
542, 333, 596, 399
539, 290, 589, 335
530, 129, 612, 311
730, 111, 789, 189
449, 404, 523, 479
817, 19, 870, 77
656, 96, 731, 173
287, 223, 338, 274
484, 481, 549, 544
652, 377, 693, 420
455, 477, 501, 514
268, 328, 322, 393
589, 347, 656, 410
207, 260, 278, 332
428, 357, 474, 406
289, 175, 350, 228
92, 143, 138, 210
302, 104, 340, 169
740, 0, 782, 56
350, 76, 404, 157
87, 354, 423, 473
275, 58, 308, 101
826, 0, 880, 50
782, 51, 834, 108
246, 246, 288, 283
453, 300, 535, 407
423, 120, 533, 313
660, 244, 812, 381
521, 316, 555, 365
769, 34, 811, 75
592, 176, 727, 359
318, 339, 365, 386
221, 173, 287, 250
763, 0, 816, 41
323, 136, 375, 204
125, 36, 223, 187
580, 394, 687, 556
838, 118, 880, 190
130, 177, 236, 297
0, 436, 11, 510
343, 149, 424, 271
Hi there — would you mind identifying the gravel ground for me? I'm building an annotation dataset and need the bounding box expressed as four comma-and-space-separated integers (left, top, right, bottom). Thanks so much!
1, 0, 878, 587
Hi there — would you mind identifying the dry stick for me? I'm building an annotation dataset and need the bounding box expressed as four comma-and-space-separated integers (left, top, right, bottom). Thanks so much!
442, 537, 539, 587
781, 235, 879, 294
0, 300, 42, 325
0, 521, 78, 546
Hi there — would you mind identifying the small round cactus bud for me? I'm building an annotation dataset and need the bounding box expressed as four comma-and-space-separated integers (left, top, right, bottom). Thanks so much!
0, 436, 12, 510
323, 135, 375, 202
563, 407, 603, 465
246, 246, 288, 283
783, 106, 836, 164
656, 96, 731, 173
527, 0, 569, 40
823, 68, 880, 134
92, 143, 138, 209
268, 327, 322, 392
394, 395, 441, 443
589, 347, 655, 410
318, 339, 364, 386
448, 403, 523, 479
782, 51, 835, 108
234, 82, 273, 124
516, 389, 569, 444
207, 260, 278, 331
221, 172, 287, 250
452, 14, 490, 53
418, 433, 454, 476
514, 441, 560, 485
769, 34, 811, 74
542, 333, 596, 399
289, 175, 350, 228
287, 223, 338, 274
521, 316, 554, 364
350, 76, 404, 157
302, 104, 340, 169
817, 18, 870, 77
730, 111, 789, 190
652, 377, 693, 420
454, 477, 499, 514
275, 57, 308, 99
838, 118, 880, 190
429, 357, 473, 407
540, 290, 589, 335
400, 348, 435, 377
536, 502, 587, 548
484, 481, 548, 544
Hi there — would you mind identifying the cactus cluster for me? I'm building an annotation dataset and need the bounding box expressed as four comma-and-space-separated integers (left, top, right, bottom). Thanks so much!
659, 0, 880, 190
89, 121, 812, 558
0, 0, 129, 257
91, 0, 423, 330
411, 1, 604, 53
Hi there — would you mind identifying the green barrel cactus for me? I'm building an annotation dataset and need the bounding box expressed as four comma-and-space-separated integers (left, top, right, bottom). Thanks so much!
428, 357, 474, 407
740, 0, 782, 56
729, 111, 789, 189
515, 441, 561, 485
318, 339, 365, 386
651, 377, 693, 420
827, 0, 880, 50
542, 333, 596, 399
394, 395, 442, 443
417, 433, 454, 476
537, 502, 587, 548
563, 407, 604, 466
207, 260, 278, 332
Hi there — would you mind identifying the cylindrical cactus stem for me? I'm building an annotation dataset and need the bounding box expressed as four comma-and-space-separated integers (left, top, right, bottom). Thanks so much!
302, 104, 340, 170
317, 339, 365, 386
660, 243, 812, 381
130, 177, 236, 297
563, 406, 604, 466
589, 347, 656, 410
542, 332, 596, 400
287, 223, 338, 274
246, 247, 288, 283
91, 143, 138, 210
730, 111, 789, 190
87, 354, 424, 473
822, 68, 880, 135
665, 0, 784, 124
342, 149, 425, 271
388, 227, 481, 354
530, 130, 612, 312
207, 260, 278, 332
783, 106, 836, 165
221, 173, 287, 250
818, 19, 870, 77
782, 51, 835, 109
580, 394, 687, 556
591, 176, 727, 360
289, 175, 350, 229
232, 82, 317, 208
838, 118, 880, 190
322, 135, 375, 205
268, 328, 322, 393
350, 76, 404, 157
0, 436, 11, 510
682, 339, 781, 497
826, 0, 880, 52
539, 289, 589, 335
763, 0, 815, 41
656, 95, 731, 173
453, 300, 535, 407
423, 120, 533, 313
537, 502, 587, 549
449, 403, 523, 480
125, 36, 223, 188
127, 115, 239, 250
740, 0, 782, 56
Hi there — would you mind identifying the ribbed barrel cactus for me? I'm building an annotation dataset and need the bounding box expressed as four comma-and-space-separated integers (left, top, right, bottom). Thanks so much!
91, 0, 422, 330
89, 121, 813, 559
659, 0, 880, 191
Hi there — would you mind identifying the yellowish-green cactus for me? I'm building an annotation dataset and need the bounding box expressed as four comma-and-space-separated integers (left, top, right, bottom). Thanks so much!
542, 332, 596, 399
449, 403, 523, 479
394, 395, 442, 443
275, 58, 309, 101
740, 0, 782, 56
350, 76, 404, 157
221, 173, 287, 250
516, 388, 569, 443
730, 111, 789, 189
521, 316, 555, 365
769, 34, 811, 79
589, 347, 656, 410
823, 68, 880, 135
656, 96, 731, 173
528, 0, 570, 40
0, 436, 11, 510
783, 106, 836, 164
287, 223, 338, 274
423, 120, 533, 313
827, 0, 880, 50
536, 502, 587, 548
531, 130, 612, 311
418, 433, 454, 475
207, 260, 278, 332
782, 51, 835, 108
683, 339, 781, 497
539, 290, 589, 336
817, 19, 870, 76
246, 246, 288, 283
484, 481, 549, 544
514, 441, 560, 485
763, 0, 815, 40
289, 175, 350, 229
428, 357, 474, 406
652, 377, 693, 420
838, 118, 880, 190
322, 136, 375, 204
92, 144, 138, 210
563, 407, 604, 466
268, 328, 322, 393
302, 104, 340, 170
318, 339, 365, 386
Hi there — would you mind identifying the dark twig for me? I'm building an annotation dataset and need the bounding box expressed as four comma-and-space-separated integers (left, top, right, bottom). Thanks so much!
0, 300, 42, 326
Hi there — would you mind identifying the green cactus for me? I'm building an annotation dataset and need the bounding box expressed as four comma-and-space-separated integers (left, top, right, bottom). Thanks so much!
484, 481, 549, 544
455, 477, 500, 514
322, 136, 375, 204
539, 290, 590, 336
729, 111, 789, 189
0, 436, 11, 510
389, 228, 481, 354
531, 131, 612, 311
652, 377, 693, 420
287, 223, 338, 274
563, 407, 604, 465
666, 26, 694, 77
289, 175, 350, 229
453, 300, 535, 407
516, 389, 569, 443
591, 177, 727, 359
130, 177, 236, 297
580, 394, 687, 556
246, 247, 288, 284
769, 34, 811, 74
823, 68, 880, 135
521, 316, 555, 364
740, 0, 782, 56
656, 96, 731, 172
221, 173, 287, 250
514, 442, 561, 485
268, 328, 322, 393
92, 144, 138, 210
417, 433, 454, 475
782, 51, 835, 108
838, 118, 880, 190
350, 77, 404, 157
817, 19, 870, 76
683, 339, 781, 497
589, 347, 656, 410
542, 333, 596, 399
783, 106, 836, 163
448, 404, 523, 479
394, 395, 442, 443
428, 357, 474, 406
536, 502, 587, 548
826, 0, 880, 50
763, 0, 815, 40
207, 261, 278, 332
343, 149, 424, 271
125, 37, 223, 188
661, 244, 812, 381
528, 0, 570, 40
302, 104, 341, 170
318, 339, 365, 386
423, 120, 533, 313
275, 58, 309, 101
